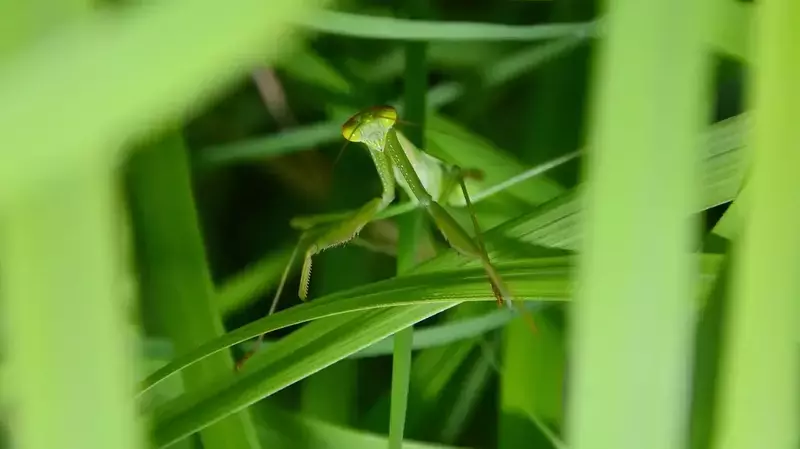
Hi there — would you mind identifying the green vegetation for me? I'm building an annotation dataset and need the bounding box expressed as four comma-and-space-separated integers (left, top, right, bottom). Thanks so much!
0, 1, 796, 449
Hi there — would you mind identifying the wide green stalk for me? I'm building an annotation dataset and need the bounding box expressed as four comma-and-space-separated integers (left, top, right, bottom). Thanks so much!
390, 10, 429, 446
389, 209, 425, 449
0, 2, 143, 449
500, 0, 591, 445
707, 0, 753, 61
567, 2, 708, 449
712, 2, 800, 448
126, 133, 262, 449
0, 163, 144, 449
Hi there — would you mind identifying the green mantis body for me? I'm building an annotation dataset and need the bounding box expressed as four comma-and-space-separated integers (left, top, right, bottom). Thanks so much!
237, 105, 551, 368
298, 105, 512, 305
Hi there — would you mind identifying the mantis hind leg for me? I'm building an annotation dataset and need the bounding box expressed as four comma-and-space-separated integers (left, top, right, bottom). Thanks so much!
425, 200, 506, 306
425, 165, 503, 302
425, 169, 537, 333
455, 169, 537, 332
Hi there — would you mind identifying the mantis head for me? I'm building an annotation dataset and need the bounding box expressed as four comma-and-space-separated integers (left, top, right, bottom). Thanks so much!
341, 105, 398, 152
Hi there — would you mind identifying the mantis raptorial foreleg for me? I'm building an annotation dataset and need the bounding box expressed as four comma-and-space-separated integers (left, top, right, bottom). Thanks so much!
297, 147, 396, 294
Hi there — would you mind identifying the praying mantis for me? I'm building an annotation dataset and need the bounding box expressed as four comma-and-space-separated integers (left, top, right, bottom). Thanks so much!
236, 105, 578, 369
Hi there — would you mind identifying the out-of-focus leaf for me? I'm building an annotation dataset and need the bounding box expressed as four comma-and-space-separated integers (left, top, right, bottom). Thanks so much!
146, 253, 723, 447
255, 403, 470, 449
197, 38, 592, 166
127, 133, 262, 449
293, 10, 594, 42
688, 253, 731, 449
499, 310, 565, 444
0, 0, 318, 205
711, 2, 800, 448
706, 1, 753, 61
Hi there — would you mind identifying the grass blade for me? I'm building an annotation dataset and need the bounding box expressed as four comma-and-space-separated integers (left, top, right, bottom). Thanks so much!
140, 257, 580, 395
126, 133, 262, 449
0, 0, 316, 205
299, 248, 374, 427
255, 403, 470, 449
231, 301, 543, 362
216, 245, 296, 316
389, 323, 415, 449
153, 304, 456, 447
0, 166, 145, 449
499, 312, 565, 449
706, 1, 753, 61
389, 13, 430, 446
688, 253, 732, 449
712, 2, 800, 448
567, 2, 709, 449
198, 37, 592, 166
293, 10, 594, 42
143, 255, 722, 446
439, 336, 496, 444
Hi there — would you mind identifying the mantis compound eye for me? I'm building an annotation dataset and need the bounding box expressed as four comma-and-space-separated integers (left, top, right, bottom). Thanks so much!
341, 114, 364, 143
369, 105, 398, 131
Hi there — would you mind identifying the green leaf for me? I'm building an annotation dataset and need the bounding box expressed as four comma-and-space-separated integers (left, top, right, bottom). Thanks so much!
127, 132, 262, 449
276, 43, 353, 95
565, 1, 711, 448
142, 257, 577, 397
255, 403, 470, 449
0, 162, 141, 449
361, 302, 494, 438
197, 38, 592, 166
439, 335, 497, 444
688, 253, 732, 449
216, 245, 296, 316
150, 301, 545, 362
706, 1, 753, 61
425, 114, 566, 207
145, 254, 722, 447
0, 0, 318, 206
293, 10, 596, 41
153, 304, 457, 447
711, 2, 800, 448
141, 82, 740, 446
499, 310, 565, 448
421, 115, 747, 277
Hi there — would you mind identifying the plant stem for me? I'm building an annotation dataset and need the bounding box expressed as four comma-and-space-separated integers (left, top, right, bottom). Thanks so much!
0, 164, 144, 449
389, 4, 429, 446
713, 1, 800, 448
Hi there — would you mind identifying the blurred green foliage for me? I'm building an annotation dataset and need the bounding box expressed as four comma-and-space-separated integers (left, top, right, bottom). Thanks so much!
2, 1, 796, 449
